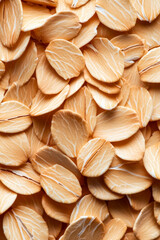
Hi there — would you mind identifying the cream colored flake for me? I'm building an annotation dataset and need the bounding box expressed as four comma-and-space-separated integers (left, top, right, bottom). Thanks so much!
70, 194, 109, 223
130, 0, 160, 22
84, 38, 124, 83
77, 138, 114, 177
3, 206, 48, 240
36, 55, 68, 95
0, 0, 23, 47
67, 73, 85, 98
65, 0, 89, 8
46, 39, 85, 80
22, 2, 51, 31
33, 11, 81, 44
149, 87, 160, 121
40, 164, 82, 203
133, 203, 160, 240
96, 0, 137, 31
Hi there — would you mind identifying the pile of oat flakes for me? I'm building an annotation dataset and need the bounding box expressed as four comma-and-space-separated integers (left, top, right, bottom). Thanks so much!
0, 0, 160, 239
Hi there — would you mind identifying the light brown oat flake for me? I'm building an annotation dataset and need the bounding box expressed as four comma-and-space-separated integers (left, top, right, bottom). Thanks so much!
70, 194, 109, 223
143, 142, 160, 179
56, 0, 96, 23
22, 2, 51, 31
113, 130, 145, 161
0, 88, 5, 103
0, 132, 30, 167
63, 217, 104, 240
0, 162, 41, 195
67, 73, 85, 98
104, 159, 153, 194
103, 218, 127, 240
118, 79, 130, 106
111, 34, 145, 68
3, 77, 38, 108
23, 0, 57, 7
30, 85, 69, 116
72, 15, 100, 48
32, 146, 81, 181
83, 38, 124, 83
130, 0, 160, 22
46, 39, 85, 80
32, 113, 54, 145
127, 188, 151, 211
36, 55, 68, 95
8, 41, 38, 87
132, 15, 160, 49
33, 11, 81, 44
77, 138, 114, 177
0, 0, 23, 48
13, 192, 43, 216
126, 87, 153, 128
0, 61, 5, 80
93, 106, 140, 142
154, 202, 160, 225
0, 181, 17, 215
0, 32, 30, 63
96, 0, 137, 31
43, 213, 62, 238
87, 177, 123, 201
149, 87, 160, 121
3, 206, 48, 240
64, 86, 97, 135
40, 164, 82, 203
51, 109, 89, 157
133, 202, 160, 240
96, 23, 121, 39
138, 47, 160, 83
42, 193, 75, 223
108, 198, 139, 228
84, 68, 122, 95
0, 100, 32, 133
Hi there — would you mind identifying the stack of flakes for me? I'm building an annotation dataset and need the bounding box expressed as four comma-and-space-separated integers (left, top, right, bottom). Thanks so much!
0, 0, 160, 239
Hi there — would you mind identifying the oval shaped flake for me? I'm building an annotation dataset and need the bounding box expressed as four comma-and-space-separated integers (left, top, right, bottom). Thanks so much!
0, 162, 41, 195
3, 206, 48, 240
36, 55, 68, 95
33, 11, 81, 44
63, 217, 104, 240
51, 110, 89, 158
138, 47, 160, 83
112, 130, 145, 161
96, 0, 137, 31
93, 106, 140, 142
0, 0, 23, 47
103, 218, 127, 240
32, 146, 81, 180
133, 203, 160, 240
104, 160, 153, 194
111, 34, 145, 68
77, 138, 114, 177
70, 194, 109, 223
0, 101, 32, 133
83, 37, 124, 83
40, 164, 82, 203
22, 2, 51, 31
45, 39, 85, 80
0, 132, 30, 167
144, 142, 160, 180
